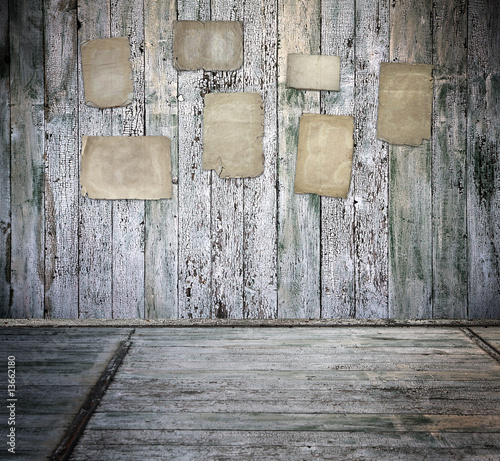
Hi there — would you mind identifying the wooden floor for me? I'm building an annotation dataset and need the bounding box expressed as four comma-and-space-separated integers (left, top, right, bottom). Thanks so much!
1, 327, 500, 460
0, 328, 132, 460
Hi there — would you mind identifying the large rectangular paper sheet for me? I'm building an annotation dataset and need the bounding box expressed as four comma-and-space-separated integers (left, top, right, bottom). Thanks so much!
81, 136, 172, 200
203, 92, 264, 178
287, 54, 340, 91
377, 62, 433, 146
295, 114, 354, 198
173, 21, 243, 71
81, 37, 133, 108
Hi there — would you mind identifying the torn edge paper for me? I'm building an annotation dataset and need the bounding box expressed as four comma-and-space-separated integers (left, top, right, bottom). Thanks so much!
203, 92, 264, 178
287, 54, 340, 91
81, 36, 133, 108
173, 21, 243, 71
295, 114, 354, 198
81, 136, 172, 200
376, 62, 433, 146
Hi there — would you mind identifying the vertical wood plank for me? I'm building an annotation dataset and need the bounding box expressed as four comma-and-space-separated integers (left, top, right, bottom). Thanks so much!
0, 0, 10, 316
44, 0, 79, 318
389, 0, 433, 318
467, 0, 500, 317
77, 0, 113, 319
277, 0, 321, 319
177, 0, 212, 319
242, 0, 278, 319
110, 0, 146, 318
144, 0, 178, 318
209, 0, 245, 319
9, 0, 45, 318
320, 0, 355, 318
354, 0, 389, 318
432, 0, 468, 318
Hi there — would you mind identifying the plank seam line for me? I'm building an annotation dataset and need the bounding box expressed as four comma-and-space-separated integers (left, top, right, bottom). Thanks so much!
461, 328, 500, 364
50, 329, 134, 461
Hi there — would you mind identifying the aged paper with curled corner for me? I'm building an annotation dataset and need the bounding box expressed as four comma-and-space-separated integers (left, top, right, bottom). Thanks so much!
81, 136, 172, 200
377, 62, 433, 146
173, 21, 243, 71
287, 54, 340, 91
203, 92, 264, 178
81, 37, 133, 108
295, 114, 354, 198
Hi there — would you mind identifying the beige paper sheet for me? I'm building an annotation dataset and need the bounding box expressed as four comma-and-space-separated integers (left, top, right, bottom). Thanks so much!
377, 62, 433, 146
295, 114, 354, 198
203, 92, 264, 178
81, 136, 172, 200
173, 21, 243, 71
81, 37, 133, 108
287, 54, 340, 91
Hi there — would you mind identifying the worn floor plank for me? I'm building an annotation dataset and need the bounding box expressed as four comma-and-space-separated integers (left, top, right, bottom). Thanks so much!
320, 0, 355, 318
209, 0, 245, 319
110, 0, 145, 319
471, 327, 500, 352
44, 0, 79, 319
277, 0, 321, 318
389, 0, 433, 318
0, 0, 10, 317
177, 0, 212, 319
242, 0, 278, 319
431, 0, 468, 318
9, 0, 45, 318
72, 327, 500, 459
77, 0, 113, 319
467, 0, 500, 317
0, 328, 131, 460
144, 0, 178, 319
354, 0, 389, 318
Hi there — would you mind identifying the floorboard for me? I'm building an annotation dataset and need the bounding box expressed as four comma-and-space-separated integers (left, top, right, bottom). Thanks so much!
69, 327, 500, 460
0, 328, 132, 460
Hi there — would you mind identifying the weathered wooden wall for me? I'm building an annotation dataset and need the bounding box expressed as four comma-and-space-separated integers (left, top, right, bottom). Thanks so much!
0, 0, 498, 319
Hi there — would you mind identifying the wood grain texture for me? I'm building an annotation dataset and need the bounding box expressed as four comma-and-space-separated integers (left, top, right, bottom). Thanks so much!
9, 0, 45, 318
389, 0, 433, 318
110, 0, 145, 319
242, 0, 278, 319
209, 0, 245, 319
0, 0, 10, 316
467, 0, 500, 317
177, 0, 212, 319
432, 0, 468, 318
71, 430, 500, 461
144, 0, 178, 319
77, 0, 113, 319
71, 327, 500, 459
0, 328, 132, 460
277, 0, 321, 318
353, 0, 389, 318
320, 0, 355, 318
44, 0, 79, 319
1, 2, 499, 320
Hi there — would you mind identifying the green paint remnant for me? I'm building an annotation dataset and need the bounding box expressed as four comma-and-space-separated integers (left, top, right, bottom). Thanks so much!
437, 82, 449, 111
31, 162, 44, 211
283, 87, 305, 106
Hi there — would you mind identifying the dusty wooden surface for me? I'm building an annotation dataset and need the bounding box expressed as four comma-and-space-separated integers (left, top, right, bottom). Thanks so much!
67, 326, 500, 460
467, 0, 500, 317
1, 0, 499, 319
0, 0, 10, 316
389, 0, 433, 318
432, 0, 468, 318
320, 0, 355, 318
0, 328, 131, 460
